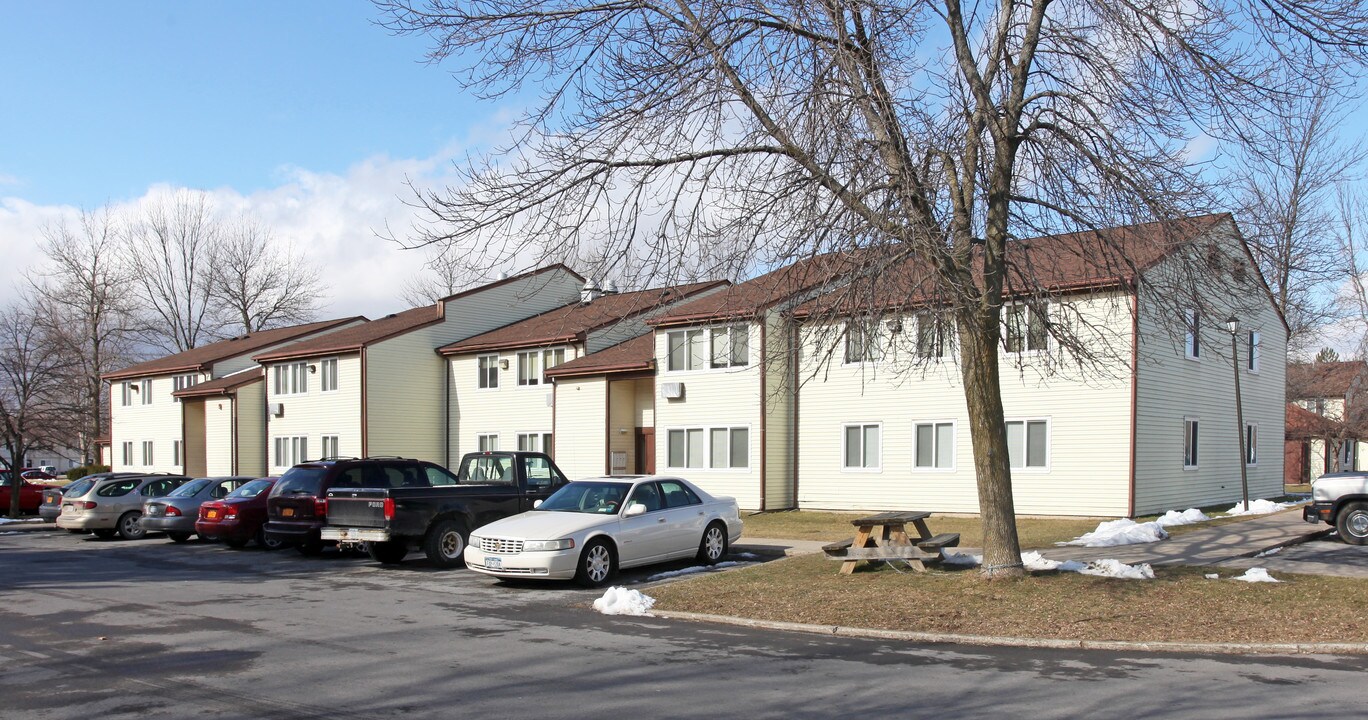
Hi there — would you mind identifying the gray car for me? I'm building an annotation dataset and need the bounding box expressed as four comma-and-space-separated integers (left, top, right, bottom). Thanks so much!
141, 476, 253, 542
56, 474, 189, 540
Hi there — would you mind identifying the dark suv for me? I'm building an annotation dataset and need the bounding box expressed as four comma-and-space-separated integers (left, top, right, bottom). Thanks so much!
263, 457, 454, 555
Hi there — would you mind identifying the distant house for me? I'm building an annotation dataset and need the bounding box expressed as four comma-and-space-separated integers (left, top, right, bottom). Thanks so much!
104, 317, 366, 475
439, 280, 727, 471
251, 266, 585, 471
1285, 360, 1368, 483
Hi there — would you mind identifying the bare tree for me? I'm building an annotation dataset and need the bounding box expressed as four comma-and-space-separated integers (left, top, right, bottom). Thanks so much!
124, 189, 227, 352
0, 297, 72, 516
31, 207, 142, 463
399, 245, 469, 306
378, 0, 1368, 576
211, 219, 326, 333
1226, 83, 1362, 357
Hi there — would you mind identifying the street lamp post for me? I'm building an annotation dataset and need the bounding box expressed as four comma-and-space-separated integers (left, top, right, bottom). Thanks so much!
1227, 316, 1250, 511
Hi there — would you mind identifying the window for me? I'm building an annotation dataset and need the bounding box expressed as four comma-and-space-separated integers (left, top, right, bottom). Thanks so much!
1247, 331, 1260, 372
1005, 303, 1047, 353
321, 435, 339, 459
709, 326, 749, 368
141, 440, 154, 466
542, 348, 565, 377
477, 354, 499, 389
477, 434, 499, 452
915, 311, 949, 358
1184, 308, 1200, 359
426, 465, 460, 487
321, 358, 338, 392
522, 456, 566, 490
667, 329, 707, 371
660, 480, 702, 507
1183, 418, 1199, 469
173, 440, 182, 467
844, 323, 879, 364
666, 428, 708, 468
272, 362, 308, 395
141, 478, 178, 497
843, 424, 881, 470
1341, 440, 1358, 471
120, 382, 133, 406
708, 428, 749, 469
1244, 423, 1257, 466
517, 351, 541, 386
273, 436, 308, 467
173, 374, 198, 393
517, 432, 553, 453
140, 379, 152, 404
121, 441, 133, 465
914, 421, 955, 470
1006, 419, 1049, 469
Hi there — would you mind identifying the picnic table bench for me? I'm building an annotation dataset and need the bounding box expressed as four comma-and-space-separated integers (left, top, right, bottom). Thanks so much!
822, 511, 960, 574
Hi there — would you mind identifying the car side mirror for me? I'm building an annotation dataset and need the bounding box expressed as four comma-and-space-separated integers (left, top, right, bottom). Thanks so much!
533, 499, 543, 509
624, 502, 647, 517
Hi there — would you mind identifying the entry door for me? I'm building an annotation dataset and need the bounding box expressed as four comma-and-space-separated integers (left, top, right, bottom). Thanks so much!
634, 428, 655, 474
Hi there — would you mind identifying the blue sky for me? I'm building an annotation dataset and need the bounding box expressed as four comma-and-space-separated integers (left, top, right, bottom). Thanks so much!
0, 0, 475, 205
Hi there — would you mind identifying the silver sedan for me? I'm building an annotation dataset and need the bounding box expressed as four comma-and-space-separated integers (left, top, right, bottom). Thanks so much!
141, 476, 254, 542
56, 475, 189, 540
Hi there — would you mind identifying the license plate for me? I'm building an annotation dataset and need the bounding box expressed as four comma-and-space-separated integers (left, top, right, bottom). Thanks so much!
282, 508, 295, 517
486, 557, 502, 570
62, 505, 74, 514
206, 510, 219, 519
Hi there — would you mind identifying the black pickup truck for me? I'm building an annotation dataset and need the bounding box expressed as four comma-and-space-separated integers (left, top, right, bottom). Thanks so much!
322, 451, 571, 567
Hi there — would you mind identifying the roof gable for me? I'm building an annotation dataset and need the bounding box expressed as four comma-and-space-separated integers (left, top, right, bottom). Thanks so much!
103, 317, 365, 381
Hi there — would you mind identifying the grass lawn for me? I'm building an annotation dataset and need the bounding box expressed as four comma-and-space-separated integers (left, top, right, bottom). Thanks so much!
743, 510, 1105, 549
651, 554, 1368, 645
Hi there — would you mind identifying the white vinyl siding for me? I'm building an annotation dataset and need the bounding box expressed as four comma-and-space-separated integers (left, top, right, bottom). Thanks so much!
913, 421, 955, 470
842, 424, 881, 470
320, 358, 339, 392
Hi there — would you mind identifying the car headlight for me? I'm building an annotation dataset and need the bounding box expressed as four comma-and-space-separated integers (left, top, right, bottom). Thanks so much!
522, 539, 575, 552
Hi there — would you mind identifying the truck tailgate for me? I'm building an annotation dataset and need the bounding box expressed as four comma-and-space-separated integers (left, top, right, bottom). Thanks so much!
326, 489, 389, 529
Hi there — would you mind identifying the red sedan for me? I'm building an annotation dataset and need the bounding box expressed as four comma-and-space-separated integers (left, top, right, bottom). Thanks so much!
195, 478, 281, 549
0, 475, 45, 513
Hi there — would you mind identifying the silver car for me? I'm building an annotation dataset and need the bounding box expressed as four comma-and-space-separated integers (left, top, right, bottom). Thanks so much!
56, 474, 189, 540
141, 476, 253, 542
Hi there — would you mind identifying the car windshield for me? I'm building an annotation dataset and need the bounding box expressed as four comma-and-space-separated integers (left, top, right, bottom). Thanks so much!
169, 479, 213, 498
536, 482, 632, 514
271, 466, 329, 497
228, 479, 273, 499
63, 477, 100, 497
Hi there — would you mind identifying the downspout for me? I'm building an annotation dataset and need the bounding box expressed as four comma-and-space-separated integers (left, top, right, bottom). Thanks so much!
360, 348, 369, 458
791, 320, 800, 510
604, 379, 612, 475
1128, 283, 1139, 518
759, 318, 768, 512
230, 394, 239, 476
179, 397, 188, 475
444, 355, 451, 468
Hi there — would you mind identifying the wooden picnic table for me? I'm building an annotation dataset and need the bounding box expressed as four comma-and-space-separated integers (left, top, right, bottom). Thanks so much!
822, 511, 960, 574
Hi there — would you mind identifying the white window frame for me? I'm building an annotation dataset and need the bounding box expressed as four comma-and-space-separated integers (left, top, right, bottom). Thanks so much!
121, 441, 133, 465
141, 440, 154, 466
665, 329, 708, 373
516, 431, 554, 453
120, 382, 133, 407
320, 358, 339, 393
477, 354, 500, 390
272, 435, 309, 469
477, 433, 500, 452
1244, 422, 1258, 467
708, 326, 750, 369
841, 422, 883, 472
1005, 417, 1052, 472
912, 420, 957, 472
1246, 331, 1260, 373
542, 348, 566, 379
272, 362, 309, 396
1184, 308, 1200, 360
172, 440, 182, 468
1341, 439, 1358, 471
1004, 302, 1048, 354
663, 426, 750, 470
140, 379, 152, 405
321, 434, 340, 459
173, 373, 198, 393
843, 322, 881, 365
1183, 417, 1200, 470
915, 310, 950, 359
517, 350, 542, 387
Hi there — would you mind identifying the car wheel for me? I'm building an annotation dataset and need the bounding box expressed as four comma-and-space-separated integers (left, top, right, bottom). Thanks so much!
1337, 501, 1368, 545
575, 539, 617, 588
697, 522, 728, 565
296, 540, 325, 556
423, 520, 467, 568
367, 540, 408, 565
225, 537, 249, 549
116, 511, 146, 540
92, 529, 116, 539
167, 532, 192, 543
256, 528, 285, 551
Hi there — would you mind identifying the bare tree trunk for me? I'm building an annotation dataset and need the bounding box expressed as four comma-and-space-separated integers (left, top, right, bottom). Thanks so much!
959, 308, 1023, 574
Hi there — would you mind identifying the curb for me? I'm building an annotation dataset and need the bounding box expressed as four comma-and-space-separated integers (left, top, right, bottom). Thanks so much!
0, 522, 59, 533
651, 609, 1368, 656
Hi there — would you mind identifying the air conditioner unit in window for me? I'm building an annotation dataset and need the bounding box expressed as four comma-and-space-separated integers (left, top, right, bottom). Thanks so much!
268, 402, 284, 417
545, 393, 554, 407
660, 382, 684, 400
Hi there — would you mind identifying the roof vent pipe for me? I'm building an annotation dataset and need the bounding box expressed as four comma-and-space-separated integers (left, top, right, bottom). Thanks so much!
581, 278, 602, 304
602, 279, 620, 295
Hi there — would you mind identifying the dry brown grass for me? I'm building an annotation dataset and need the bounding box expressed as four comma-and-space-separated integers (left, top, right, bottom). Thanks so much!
743, 510, 1104, 548
651, 554, 1368, 644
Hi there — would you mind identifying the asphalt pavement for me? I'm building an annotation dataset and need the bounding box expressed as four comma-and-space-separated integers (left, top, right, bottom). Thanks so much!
2, 530, 1366, 719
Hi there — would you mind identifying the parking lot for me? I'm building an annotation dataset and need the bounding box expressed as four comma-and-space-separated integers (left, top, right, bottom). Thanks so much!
5, 528, 1368, 720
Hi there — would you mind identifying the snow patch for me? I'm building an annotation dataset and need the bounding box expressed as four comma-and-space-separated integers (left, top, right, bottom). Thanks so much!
1254, 546, 1283, 558
1204, 573, 1220, 579
941, 552, 983, 566
646, 561, 742, 581
734, 552, 761, 560
1155, 509, 1211, 527
593, 587, 656, 616
941, 551, 1153, 579
1231, 568, 1280, 583
1225, 499, 1296, 516
0, 517, 43, 525
1059, 519, 1169, 547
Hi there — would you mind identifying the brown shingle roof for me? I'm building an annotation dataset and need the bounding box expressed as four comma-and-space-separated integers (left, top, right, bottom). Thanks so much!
102, 317, 365, 381
1286, 403, 1341, 439
438, 281, 728, 355
647, 253, 873, 328
544, 334, 656, 379
253, 305, 437, 362
1287, 361, 1368, 400
171, 368, 265, 398
792, 214, 1232, 318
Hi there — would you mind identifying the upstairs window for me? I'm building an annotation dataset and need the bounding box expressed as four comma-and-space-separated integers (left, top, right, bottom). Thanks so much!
140, 379, 152, 404
477, 355, 499, 389
321, 358, 339, 392
273, 362, 308, 395
1184, 308, 1200, 359
542, 348, 565, 378
709, 326, 749, 368
667, 329, 707, 371
1247, 331, 1260, 372
1004, 303, 1047, 353
915, 311, 949, 359
517, 351, 541, 386
844, 323, 880, 364
173, 374, 198, 393
120, 382, 133, 407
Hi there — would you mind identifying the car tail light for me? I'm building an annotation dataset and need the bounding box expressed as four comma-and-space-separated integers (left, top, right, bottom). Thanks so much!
315, 498, 327, 517
80, 501, 97, 510
383, 498, 395, 520
165, 506, 181, 516
224, 507, 237, 519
